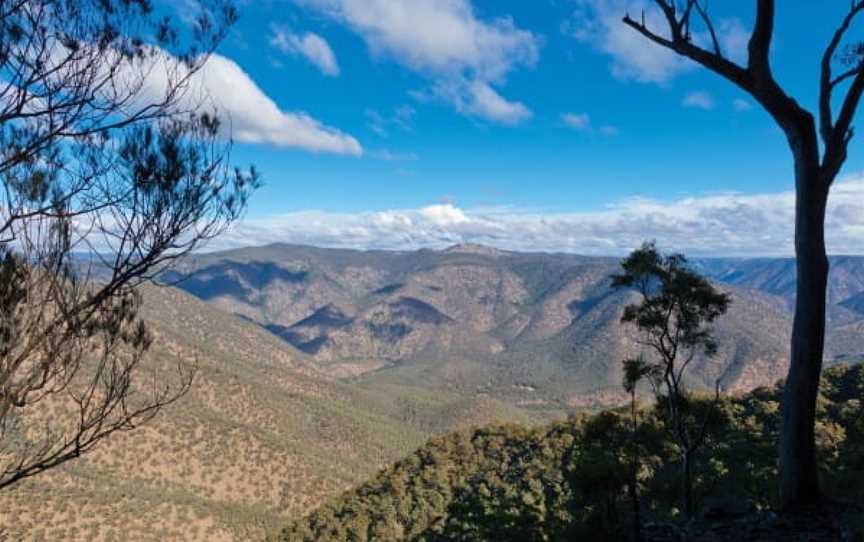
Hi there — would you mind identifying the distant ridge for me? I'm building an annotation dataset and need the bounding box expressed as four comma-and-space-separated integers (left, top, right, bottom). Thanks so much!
159, 243, 864, 412
443, 243, 507, 256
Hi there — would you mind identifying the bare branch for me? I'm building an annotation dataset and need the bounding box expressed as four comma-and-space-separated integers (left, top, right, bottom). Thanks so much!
819, 1, 864, 147
747, 0, 775, 81
622, 8, 751, 92
692, 1, 723, 57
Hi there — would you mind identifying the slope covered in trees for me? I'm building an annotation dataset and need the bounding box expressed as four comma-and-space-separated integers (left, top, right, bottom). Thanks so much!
277, 364, 864, 541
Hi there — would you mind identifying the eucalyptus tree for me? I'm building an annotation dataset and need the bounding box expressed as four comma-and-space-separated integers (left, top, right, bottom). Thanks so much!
0, 0, 258, 489
621, 0, 864, 509
612, 242, 730, 517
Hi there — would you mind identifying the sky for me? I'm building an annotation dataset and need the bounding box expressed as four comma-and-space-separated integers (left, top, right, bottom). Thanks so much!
162, 0, 864, 256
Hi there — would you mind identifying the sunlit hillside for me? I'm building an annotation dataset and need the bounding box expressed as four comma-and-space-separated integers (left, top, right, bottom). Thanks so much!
0, 285, 536, 541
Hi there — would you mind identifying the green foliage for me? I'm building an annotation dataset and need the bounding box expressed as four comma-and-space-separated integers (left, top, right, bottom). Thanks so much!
611, 241, 731, 361
612, 242, 732, 517
276, 364, 864, 542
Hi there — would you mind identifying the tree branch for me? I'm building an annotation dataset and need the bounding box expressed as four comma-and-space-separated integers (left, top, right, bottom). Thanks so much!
747, 0, 775, 82
692, 1, 723, 57
819, 1, 864, 147
624, 0, 811, 137
622, 14, 751, 90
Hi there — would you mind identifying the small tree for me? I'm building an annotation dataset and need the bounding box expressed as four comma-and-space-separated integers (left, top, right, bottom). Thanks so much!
0, 0, 258, 489
612, 242, 730, 518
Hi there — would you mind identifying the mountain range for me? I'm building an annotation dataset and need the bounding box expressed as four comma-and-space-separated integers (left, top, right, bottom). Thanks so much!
162, 243, 864, 412
3, 243, 864, 540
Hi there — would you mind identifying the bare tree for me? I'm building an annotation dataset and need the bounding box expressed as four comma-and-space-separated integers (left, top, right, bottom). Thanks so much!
0, 0, 258, 489
620, 0, 864, 509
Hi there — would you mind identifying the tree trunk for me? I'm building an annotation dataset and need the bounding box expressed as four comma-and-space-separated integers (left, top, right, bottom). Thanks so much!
779, 128, 829, 510
629, 394, 642, 541
682, 449, 693, 518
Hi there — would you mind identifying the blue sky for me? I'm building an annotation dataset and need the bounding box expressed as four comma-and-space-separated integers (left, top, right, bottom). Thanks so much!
165, 1, 864, 256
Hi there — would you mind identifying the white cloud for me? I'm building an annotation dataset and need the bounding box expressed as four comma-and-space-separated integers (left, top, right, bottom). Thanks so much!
419, 204, 471, 226
683, 90, 715, 110
562, 112, 618, 135
294, 0, 539, 124
129, 47, 361, 155
195, 54, 359, 154
207, 175, 864, 257
40, 38, 360, 156
566, 0, 748, 83
270, 26, 341, 76
562, 112, 591, 131
565, 0, 689, 83
440, 80, 532, 125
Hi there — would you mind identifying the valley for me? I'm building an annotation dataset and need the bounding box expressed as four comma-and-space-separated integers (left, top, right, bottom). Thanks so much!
164, 243, 864, 409
3, 243, 864, 540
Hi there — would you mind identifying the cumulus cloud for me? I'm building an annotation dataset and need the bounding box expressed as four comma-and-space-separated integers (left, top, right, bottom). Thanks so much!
135, 48, 361, 155
418, 203, 471, 226
293, 0, 539, 124
683, 90, 715, 110
565, 0, 748, 83
206, 176, 864, 257
270, 26, 340, 76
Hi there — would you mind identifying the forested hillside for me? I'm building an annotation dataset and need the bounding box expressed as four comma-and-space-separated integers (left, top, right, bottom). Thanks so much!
277, 364, 864, 541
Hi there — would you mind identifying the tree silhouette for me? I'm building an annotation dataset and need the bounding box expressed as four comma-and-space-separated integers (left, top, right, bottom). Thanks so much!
0, 0, 258, 489
621, 0, 864, 509
612, 242, 730, 518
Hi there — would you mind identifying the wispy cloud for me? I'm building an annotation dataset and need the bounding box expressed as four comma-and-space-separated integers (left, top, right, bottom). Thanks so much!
293, 0, 539, 124
733, 98, 754, 112
683, 90, 715, 110
369, 149, 419, 161
562, 112, 618, 135
562, 112, 591, 131
439, 80, 532, 125
270, 25, 341, 76
365, 105, 416, 136
206, 176, 864, 257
